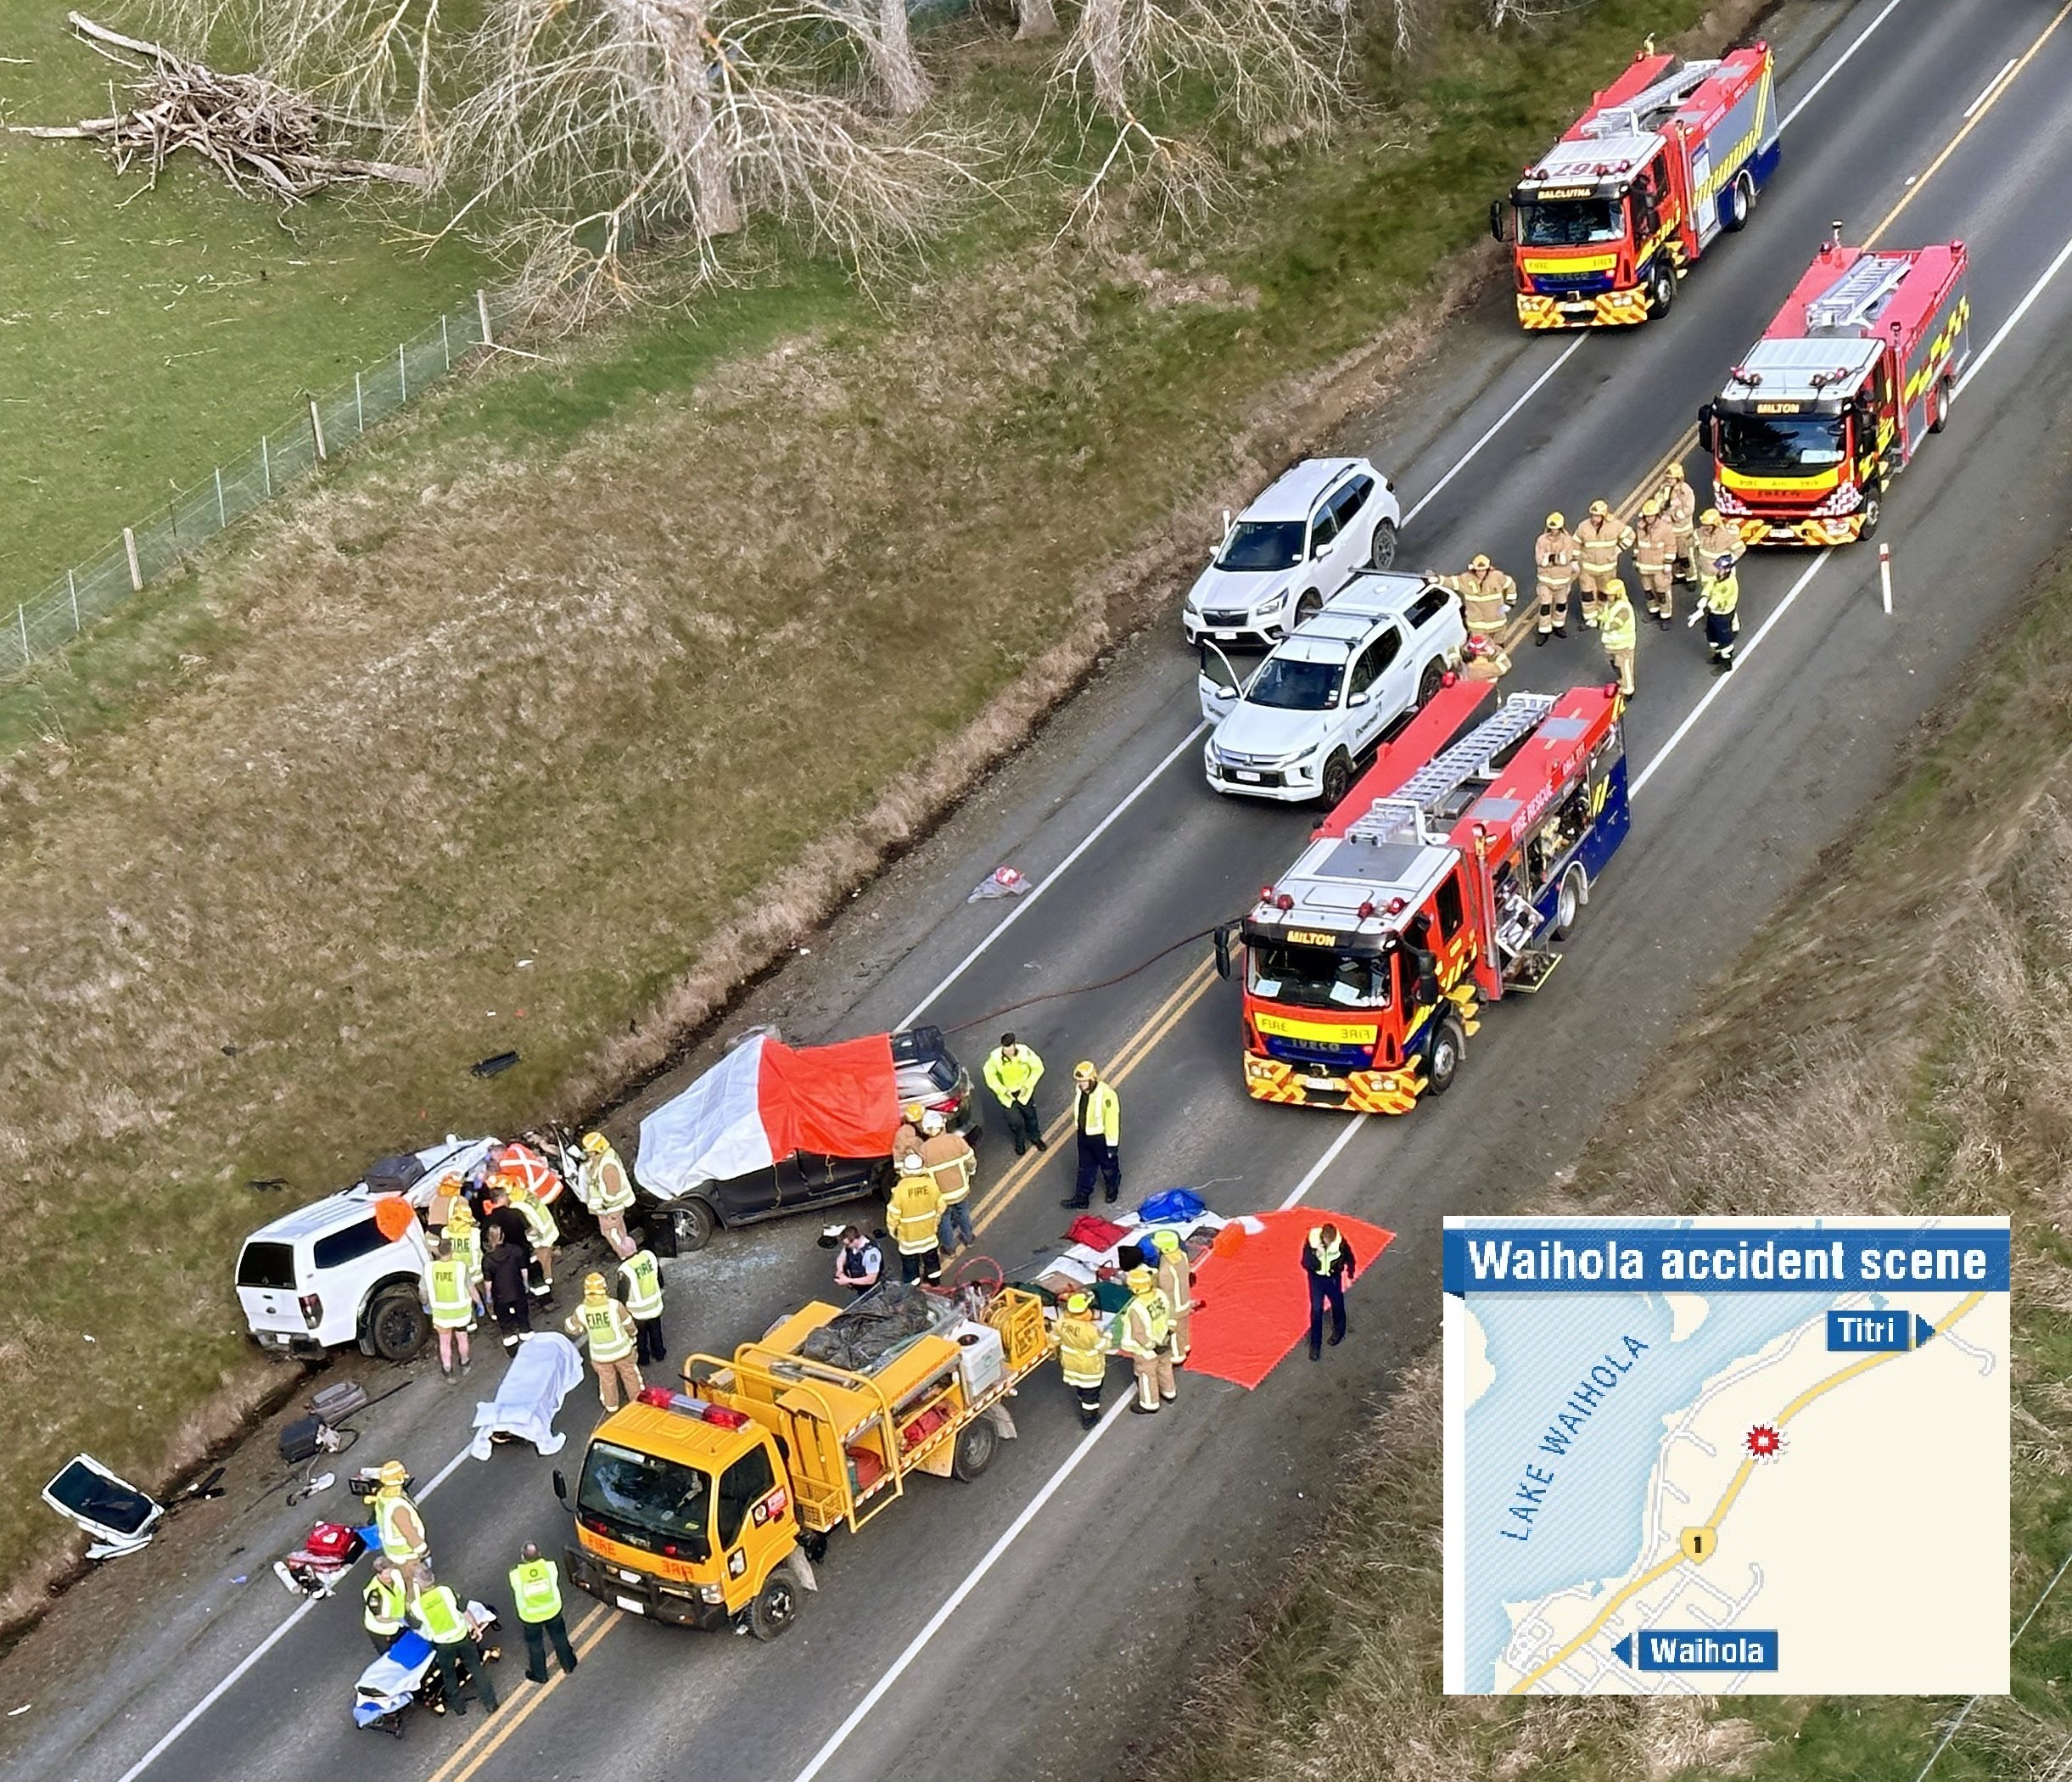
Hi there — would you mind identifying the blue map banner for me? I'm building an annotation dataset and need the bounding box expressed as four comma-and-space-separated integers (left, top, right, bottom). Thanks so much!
1443, 1223, 2010, 1296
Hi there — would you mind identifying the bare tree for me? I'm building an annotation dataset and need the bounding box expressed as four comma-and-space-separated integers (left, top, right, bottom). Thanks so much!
1013, 0, 1058, 41
865, 0, 932, 113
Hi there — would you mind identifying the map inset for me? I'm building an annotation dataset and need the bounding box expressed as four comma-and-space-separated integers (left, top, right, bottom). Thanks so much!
1442, 1217, 2010, 1695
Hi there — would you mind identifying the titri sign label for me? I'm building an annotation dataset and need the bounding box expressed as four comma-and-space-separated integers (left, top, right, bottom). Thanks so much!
1442, 1215, 2009, 1696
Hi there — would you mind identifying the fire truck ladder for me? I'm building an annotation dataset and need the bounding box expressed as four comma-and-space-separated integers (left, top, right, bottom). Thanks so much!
1580, 59, 1721, 138
1343, 693, 1558, 848
1806, 255, 1908, 333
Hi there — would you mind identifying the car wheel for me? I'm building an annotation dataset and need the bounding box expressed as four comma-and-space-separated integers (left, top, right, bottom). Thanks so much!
1293, 591, 1324, 628
1425, 1015, 1466, 1096
367, 1287, 430, 1364
1368, 519, 1398, 571
1416, 659, 1445, 709
1319, 750, 1353, 810
748, 1574, 799, 1641
1649, 262, 1676, 319
1928, 378, 1952, 434
670, 1198, 718, 1254
1722, 171, 1754, 233
952, 1419, 998, 1482
1859, 495, 1882, 541
1552, 865, 1586, 941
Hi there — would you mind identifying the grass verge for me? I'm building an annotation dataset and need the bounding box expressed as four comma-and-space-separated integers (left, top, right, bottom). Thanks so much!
1156, 542, 2072, 1782
0, 0, 1760, 1622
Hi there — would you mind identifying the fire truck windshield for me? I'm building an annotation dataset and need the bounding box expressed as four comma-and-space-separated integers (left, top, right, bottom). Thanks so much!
1248, 941, 1390, 1009
1716, 410, 1847, 473
578, 1441, 714, 1557
1518, 196, 1624, 247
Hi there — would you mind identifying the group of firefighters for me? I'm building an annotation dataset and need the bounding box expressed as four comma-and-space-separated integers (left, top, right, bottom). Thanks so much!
1437, 461, 1750, 697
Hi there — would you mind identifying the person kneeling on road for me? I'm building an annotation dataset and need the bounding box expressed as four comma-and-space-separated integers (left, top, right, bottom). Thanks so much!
1117, 1265, 1177, 1415
888, 1152, 944, 1284
509, 1543, 579, 1684
564, 1272, 644, 1411
1057, 1292, 1111, 1428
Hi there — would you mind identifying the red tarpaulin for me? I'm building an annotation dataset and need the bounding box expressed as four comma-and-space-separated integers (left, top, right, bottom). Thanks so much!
1184, 1208, 1393, 1389
757, 1032, 899, 1161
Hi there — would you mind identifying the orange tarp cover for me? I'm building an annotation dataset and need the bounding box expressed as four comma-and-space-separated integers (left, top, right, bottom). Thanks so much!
1183, 1208, 1392, 1390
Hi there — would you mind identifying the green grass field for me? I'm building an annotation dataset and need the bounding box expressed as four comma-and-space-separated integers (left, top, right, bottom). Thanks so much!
0, 0, 493, 593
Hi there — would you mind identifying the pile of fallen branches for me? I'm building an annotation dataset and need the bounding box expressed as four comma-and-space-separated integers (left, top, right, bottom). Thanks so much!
8, 12, 423, 203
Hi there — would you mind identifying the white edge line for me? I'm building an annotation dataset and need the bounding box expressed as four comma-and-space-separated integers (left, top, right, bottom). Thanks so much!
1403, 335, 1585, 529
1957, 225, 2072, 395
1962, 57, 2019, 121
1780, 0, 1909, 131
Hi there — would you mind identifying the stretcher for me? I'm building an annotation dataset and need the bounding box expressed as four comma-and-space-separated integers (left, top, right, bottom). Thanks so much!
352, 1603, 501, 1734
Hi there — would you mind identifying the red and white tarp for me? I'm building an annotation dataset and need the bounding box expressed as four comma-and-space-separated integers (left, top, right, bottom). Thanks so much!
636, 1033, 899, 1199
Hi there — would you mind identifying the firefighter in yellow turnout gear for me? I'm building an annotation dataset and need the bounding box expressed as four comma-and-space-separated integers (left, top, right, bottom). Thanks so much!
1151, 1230, 1198, 1365
1117, 1265, 1177, 1414
1056, 1292, 1111, 1428
576, 1130, 637, 1260
371, 1460, 431, 1589
1533, 513, 1578, 643
1438, 554, 1516, 637
1632, 496, 1678, 625
888, 1153, 944, 1284
1575, 499, 1634, 627
563, 1271, 644, 1411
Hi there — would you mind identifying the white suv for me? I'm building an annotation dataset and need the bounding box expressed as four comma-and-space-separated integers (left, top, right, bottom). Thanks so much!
1199, 574, 1464, 806
234, 1136, 496, 1361
1182, 457, 1402, 651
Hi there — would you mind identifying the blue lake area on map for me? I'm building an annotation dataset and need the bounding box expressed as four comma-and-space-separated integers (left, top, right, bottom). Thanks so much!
1463, 1289, 1840, 1689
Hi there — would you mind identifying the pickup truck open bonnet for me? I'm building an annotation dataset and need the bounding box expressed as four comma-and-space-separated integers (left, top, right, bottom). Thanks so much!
635, 1032, 899, 1200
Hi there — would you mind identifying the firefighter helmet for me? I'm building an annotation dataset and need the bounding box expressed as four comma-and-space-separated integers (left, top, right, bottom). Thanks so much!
1468, 552, 1492, 573
1588, 498, 1610, 518
1700, 507, 1722, 527
1544, 512, 1565, 532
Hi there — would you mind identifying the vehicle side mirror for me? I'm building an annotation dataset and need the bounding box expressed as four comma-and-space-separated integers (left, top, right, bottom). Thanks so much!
1696, 401, 1714, 433
1212, 924, 1235, 982
1414, 949, 1441, 1006
1489, 199, 1509, 243
1347, 691, 1370, 709
552, 1469, 568, 1505
1311, 540, 1329, 560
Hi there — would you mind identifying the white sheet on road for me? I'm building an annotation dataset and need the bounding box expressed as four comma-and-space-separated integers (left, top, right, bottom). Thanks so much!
469, 1334, 583, 1460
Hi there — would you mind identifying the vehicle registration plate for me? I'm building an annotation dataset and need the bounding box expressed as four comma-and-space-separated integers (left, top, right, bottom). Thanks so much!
1235, 770, 1262, 783
615, 1594, 647, 1615
1300, 1076, 1342, 1092
1213, 630, 1238, 641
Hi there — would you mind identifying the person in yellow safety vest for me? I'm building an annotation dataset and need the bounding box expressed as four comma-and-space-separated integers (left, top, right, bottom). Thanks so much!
563, 1272, 644, 1410
887, 1153, 944, 1284
1056, 1292, 1111, 1428
445, 1199, 487, 1317
426, 1172, 466, 1240
616, 1243, 668, 1365
1533, 513, 1578, 644
1693, 553, 1741, 671
362, 1556, 409, 1654
411, 1576, 499, 1716
1117, 1265, 1176, 1414
372, 1460, 431, 1589
1574, 499, 1635, 629
1632, 496, 1679, 626
509, 1542, 579, 1684
576, 1131, 637, 1260
982, 1032, 1048, 1157
919, 1108, 977, 1259
1659, 462, 1700, 583
1437, 553, 1516, 636
1599, 577, 1638, 700
1459, 630, 1512, 684
424, 1239, 475, 1379
1150, 1230, 1200, 1366
507, 1178, 558, 1302
1062, 1062, 1121, 1211
1302, 1223, 1357, 1360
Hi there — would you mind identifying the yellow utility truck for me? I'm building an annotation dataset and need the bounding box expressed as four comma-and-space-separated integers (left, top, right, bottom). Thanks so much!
555, 1279, 1052, 1637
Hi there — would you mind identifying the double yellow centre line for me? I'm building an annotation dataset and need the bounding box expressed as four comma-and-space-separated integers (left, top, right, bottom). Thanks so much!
420, 1602, 617, 1782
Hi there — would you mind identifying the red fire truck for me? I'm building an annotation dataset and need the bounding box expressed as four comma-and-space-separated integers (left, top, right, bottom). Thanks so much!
1702, 234, 1972, 546
1215, 681, 1629, 1113
1492, 42, 1779, 330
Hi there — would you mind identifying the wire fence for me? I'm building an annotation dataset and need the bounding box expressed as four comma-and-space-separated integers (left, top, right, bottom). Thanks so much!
4, 288, 512, 682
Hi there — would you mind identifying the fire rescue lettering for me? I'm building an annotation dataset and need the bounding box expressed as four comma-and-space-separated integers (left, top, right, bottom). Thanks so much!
1497, 1335, 1652, 1543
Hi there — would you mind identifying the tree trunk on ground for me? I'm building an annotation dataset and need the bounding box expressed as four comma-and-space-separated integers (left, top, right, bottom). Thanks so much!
871, 0, 932, 114
1079, 0, 1125, 118
1014, 0, 1059, 42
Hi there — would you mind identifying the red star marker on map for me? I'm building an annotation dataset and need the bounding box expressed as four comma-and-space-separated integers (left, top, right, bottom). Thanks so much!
1744, 1425, 1784, 1460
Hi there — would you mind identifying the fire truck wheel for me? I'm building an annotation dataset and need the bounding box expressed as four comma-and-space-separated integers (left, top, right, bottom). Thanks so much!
1722, 171, 1755, 233
1648, 263, 1676, 319
748, 1574, 800, 1641
1858, 495, 1882, 541
1319, 751, 1353, 809
953, 1419, 998, 1482
1367, 518, 1398, 571
1552, 865, 1586, 941
1425, 1016, 1466, 1096
1928, 378, 1952, 434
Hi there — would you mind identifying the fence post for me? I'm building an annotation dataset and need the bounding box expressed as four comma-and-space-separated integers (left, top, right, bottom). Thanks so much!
398, 343, 408, 403
477, 289, 494, 348
68, 569, 80, 633
441, 313, 451, 372
16, 604, 27, 665
310, 399, 328, 463
216, 466, 227, 527
167, 501, 179, 549
260, 433, 272, 497
355, 371, 365, 435
123, 528, 143, 591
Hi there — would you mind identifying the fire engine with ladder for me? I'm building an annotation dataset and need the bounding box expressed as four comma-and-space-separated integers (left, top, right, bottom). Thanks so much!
1702, 233, 1972, 546
1493, 41, 1778, 330
1217, 681, 1629, 1113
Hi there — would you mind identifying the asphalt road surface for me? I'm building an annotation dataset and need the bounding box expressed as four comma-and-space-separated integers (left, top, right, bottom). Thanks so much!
15, 1, 2072, 1777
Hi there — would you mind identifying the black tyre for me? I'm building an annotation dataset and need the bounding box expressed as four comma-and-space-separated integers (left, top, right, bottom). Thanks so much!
1552, 866, 1585, 941
670, 1197, 719, 1254
1928, 378, 1952, 434
952, 1418, 998, 1482
1722, 171, 1754, 233
1368, 519, 1398, 571
1859, 495, 1882, 541
1293, 590, 1324, 629
366, 1288, 429, 1364
1425, 1015, 1466, 1096
748, 1573, 799, 1641
1416, 659, 1446, 709
1319, 750, 1353, 810
1649, 262, 1676, 319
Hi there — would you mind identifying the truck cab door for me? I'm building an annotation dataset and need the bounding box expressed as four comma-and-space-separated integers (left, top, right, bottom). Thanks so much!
715, 1446, 787, 1616
1688, 143, 1718, 249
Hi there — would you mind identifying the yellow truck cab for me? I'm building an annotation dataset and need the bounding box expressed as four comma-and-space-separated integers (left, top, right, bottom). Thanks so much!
558, 1280, 1051, 1639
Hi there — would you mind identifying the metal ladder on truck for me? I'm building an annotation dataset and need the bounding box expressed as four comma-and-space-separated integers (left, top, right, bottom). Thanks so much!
1343, 693, 1558, 848
1806, 254, 1908, 332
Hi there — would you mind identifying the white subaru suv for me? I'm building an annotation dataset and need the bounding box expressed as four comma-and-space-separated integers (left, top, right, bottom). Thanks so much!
1199, 574, 1464, 806
1181, 457, 1402, 651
